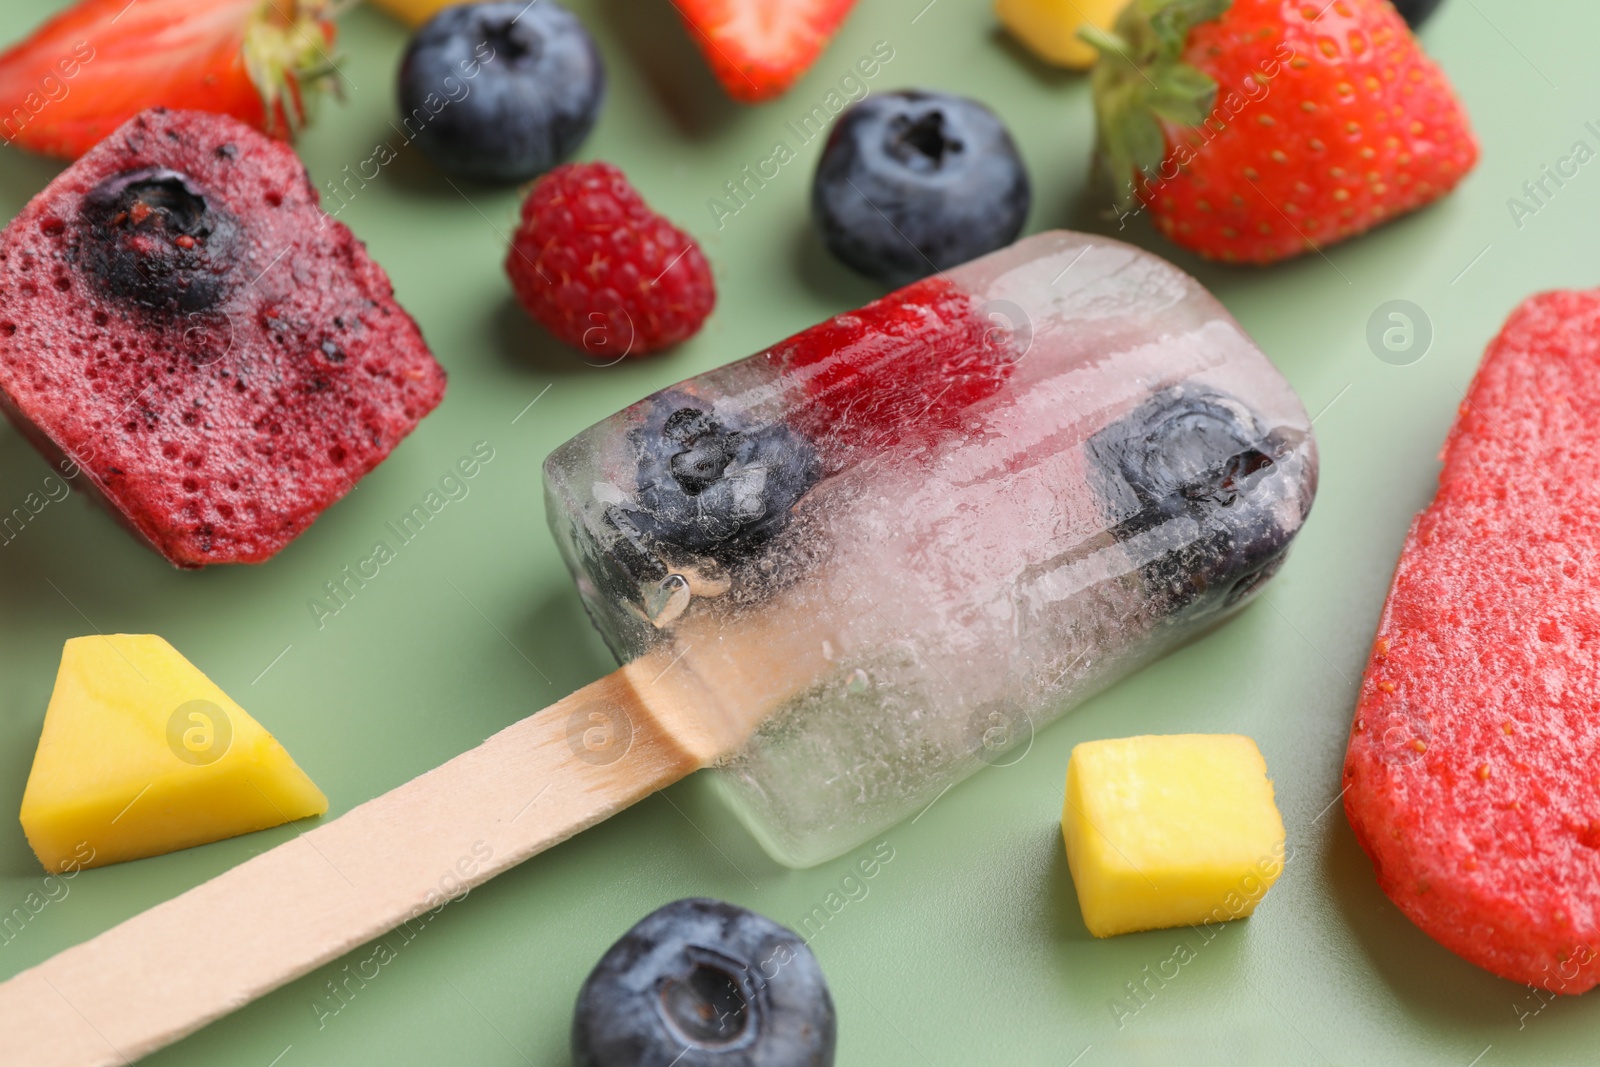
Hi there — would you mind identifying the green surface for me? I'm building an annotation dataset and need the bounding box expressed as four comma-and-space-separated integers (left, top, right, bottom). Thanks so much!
0, 0, 1590, 1063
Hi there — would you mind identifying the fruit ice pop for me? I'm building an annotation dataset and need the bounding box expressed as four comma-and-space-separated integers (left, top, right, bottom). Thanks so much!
0, 232, 1318, 1065
545, 230, 1318, 866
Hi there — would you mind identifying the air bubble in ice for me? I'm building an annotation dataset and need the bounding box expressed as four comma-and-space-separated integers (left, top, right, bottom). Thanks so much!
646, 574, 692, 628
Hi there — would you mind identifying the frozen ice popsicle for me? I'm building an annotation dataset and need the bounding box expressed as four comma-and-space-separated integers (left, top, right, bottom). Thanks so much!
546, 230, 1317, 864
0, 232, 1316, 1066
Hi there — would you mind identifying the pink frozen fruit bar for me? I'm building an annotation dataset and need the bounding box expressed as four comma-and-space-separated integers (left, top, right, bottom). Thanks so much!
0, 108, 446, 566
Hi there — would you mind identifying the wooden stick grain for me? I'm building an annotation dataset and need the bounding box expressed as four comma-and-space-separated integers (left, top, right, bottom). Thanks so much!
0, 665, 710, 1067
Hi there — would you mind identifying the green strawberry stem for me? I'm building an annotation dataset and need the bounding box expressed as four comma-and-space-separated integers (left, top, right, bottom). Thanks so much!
1081, 0, 1233, 212
243, 0, 342, 138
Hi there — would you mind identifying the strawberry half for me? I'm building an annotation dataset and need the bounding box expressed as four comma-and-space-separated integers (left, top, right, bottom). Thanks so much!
674, 0, 857, 103
1086, 0, 1478, 264
0, 0, 338, 160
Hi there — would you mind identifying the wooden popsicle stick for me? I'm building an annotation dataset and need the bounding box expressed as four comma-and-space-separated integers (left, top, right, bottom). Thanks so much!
0, 650, 755, 1067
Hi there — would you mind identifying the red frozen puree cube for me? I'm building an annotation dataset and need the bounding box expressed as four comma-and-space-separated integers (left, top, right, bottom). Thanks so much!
0, 108, 446, 566
1344, 288, 1600, 993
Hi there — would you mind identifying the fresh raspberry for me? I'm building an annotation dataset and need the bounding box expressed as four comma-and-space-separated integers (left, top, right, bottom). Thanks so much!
506, 162, 715, 359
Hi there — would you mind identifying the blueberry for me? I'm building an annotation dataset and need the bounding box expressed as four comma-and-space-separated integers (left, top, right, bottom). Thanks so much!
1390, 0, 1444, 27
397, 0, 605, 183
591, 503, 670, 603
1087, 386, 1310, 618
623, 397, 821, 565
664, 408, 737, 494
573, 898, 836, 1067
812, 90, 1031, 287
78, 168, 240, 313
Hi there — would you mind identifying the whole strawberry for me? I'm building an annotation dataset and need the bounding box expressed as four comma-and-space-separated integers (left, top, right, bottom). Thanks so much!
507, 162, 715, 358
0, 0, 338, 160
1087, 0, 1478, 264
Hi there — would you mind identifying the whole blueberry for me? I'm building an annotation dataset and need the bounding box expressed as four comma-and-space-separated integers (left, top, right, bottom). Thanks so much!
624, 397, 821, 564
573, 898, 836, 1067
1087, 387, 1308, 618
812, 90, 1031, 287
397, 0, 605, 183
1391, 0, 1445, 27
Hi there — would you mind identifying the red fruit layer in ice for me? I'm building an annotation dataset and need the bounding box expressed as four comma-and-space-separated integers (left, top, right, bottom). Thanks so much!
0, 108, 446, 566
763, 276, 1017, 460
1344, 288, 1600, 993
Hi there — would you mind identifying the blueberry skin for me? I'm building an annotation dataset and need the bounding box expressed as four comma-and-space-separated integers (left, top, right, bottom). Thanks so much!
1087, 387, 1303, 619
588, 503, 671, 609
78, 168, 240, 313
573, 898, 836, 1067
397, 0, 605, 183
623, 397, 822, 565
812, 90, 1031, 287
1391, 0, 1444, 27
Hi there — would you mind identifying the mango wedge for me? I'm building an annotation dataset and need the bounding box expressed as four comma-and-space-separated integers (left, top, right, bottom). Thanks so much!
20, 635, 328, 872
1062, 734, 1285, 938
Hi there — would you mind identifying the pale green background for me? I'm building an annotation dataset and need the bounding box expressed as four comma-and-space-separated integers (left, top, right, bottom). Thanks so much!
0, 0, 1588, 1063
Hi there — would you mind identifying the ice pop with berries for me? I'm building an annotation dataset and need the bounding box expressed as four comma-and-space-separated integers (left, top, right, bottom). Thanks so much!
0, 231, 1316, 1066
547, 229, 1318, 864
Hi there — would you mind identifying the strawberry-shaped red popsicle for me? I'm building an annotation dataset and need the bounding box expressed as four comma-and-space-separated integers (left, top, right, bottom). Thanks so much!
1346, 289, 1600, 994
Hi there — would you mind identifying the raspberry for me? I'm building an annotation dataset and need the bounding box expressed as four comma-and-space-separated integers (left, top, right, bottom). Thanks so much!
506, 163, 715, 359
765, 277, 1015, 457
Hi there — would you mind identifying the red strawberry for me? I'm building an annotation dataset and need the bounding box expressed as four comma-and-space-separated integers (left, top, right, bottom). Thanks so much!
0, 0, 338, 160
674, 0, 857, 103
1086, 0, 1478, 264
506, 162, 716, 358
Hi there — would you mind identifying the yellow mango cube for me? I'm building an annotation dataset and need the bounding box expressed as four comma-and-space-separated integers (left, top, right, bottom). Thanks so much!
995, 0, 1124, 69
368, 0, 472, 28
20, 636, 328, 872
1062, 734, 1285, 938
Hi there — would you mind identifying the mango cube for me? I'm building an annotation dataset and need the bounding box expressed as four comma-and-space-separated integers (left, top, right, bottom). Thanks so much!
20, 636, 328, 872
1062, 734, 1285, 938
995, 0, 1123, 70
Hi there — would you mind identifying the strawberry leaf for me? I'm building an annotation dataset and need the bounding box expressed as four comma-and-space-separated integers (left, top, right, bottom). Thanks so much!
1085, 0, 1232, 211
1147, 64, 1219, 125
1121, 109, 1169, 178
242, 0, 341, 138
